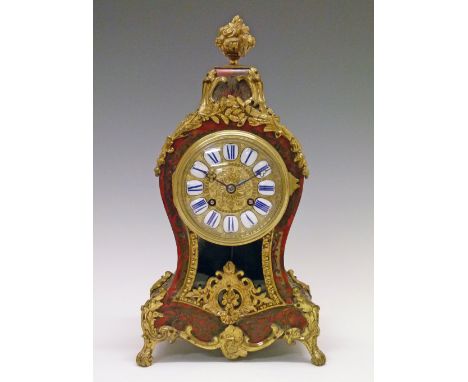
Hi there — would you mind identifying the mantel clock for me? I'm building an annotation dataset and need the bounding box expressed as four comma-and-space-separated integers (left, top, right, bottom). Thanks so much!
136, 16, 326, 366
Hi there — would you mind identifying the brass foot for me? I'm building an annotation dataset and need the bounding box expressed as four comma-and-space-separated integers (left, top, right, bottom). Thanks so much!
290, 287, 326, 366
136, 336, 156, 367
310, 347, 326, 366
136, 275, 172, 367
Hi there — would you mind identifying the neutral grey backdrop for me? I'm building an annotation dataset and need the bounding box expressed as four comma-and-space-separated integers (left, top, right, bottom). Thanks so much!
94, 1, 373, 381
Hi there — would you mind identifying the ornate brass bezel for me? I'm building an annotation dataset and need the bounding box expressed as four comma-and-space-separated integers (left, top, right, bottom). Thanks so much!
172, 130, 290, 246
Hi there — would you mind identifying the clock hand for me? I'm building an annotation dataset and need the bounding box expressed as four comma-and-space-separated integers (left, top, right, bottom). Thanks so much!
236, 175, 255, 187
215, 178, 229, 187
207, 170, 229, 188
236, 170, 265, 187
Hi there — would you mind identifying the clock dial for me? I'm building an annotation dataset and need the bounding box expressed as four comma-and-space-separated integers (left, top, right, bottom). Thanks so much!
173, 130, 290, 246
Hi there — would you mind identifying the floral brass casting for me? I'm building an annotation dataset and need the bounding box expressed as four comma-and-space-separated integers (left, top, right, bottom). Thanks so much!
136, 270, 325, 365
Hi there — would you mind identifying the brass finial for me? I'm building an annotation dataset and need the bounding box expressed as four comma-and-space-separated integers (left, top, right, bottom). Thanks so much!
215, 15, 256, 65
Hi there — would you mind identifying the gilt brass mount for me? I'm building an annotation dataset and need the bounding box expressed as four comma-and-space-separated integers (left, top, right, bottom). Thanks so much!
136, 267, 325, 365
175, 231, 285, 321
215, 15, 256, 65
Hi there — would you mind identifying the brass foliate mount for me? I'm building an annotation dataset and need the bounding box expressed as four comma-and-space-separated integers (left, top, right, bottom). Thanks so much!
215, 15, 256, 66
154, 15, 310, 178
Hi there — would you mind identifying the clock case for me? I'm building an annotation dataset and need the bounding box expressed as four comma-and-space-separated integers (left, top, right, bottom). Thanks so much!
136, 64, 326, 366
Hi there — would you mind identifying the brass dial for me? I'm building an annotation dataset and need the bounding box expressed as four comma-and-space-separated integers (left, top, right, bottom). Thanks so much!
173, 130, 290, 246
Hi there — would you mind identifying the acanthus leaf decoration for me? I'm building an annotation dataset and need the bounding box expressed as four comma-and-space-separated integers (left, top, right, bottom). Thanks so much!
184, 261, 274, 325
154, 68, 310, 178
136, 268, 325, 365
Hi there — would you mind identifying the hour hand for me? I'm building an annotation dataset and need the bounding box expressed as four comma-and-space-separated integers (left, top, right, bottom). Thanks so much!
208, 170, 228, 187
207, 170, 217, 182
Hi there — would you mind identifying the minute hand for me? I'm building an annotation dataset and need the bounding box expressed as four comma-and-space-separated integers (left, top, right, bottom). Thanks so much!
236, 174, 258, 187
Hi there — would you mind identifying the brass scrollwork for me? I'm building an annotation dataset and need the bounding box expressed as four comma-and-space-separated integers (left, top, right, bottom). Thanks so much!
136, 268, 325, 365
286, 271, 327, 366
136, 277, 283, 365
154, 67, 309, 178
184, 261, 273, 324
175, 231, 284, 318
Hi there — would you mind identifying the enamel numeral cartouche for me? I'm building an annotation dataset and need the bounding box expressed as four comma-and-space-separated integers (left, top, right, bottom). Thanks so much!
136, 15, 326, 366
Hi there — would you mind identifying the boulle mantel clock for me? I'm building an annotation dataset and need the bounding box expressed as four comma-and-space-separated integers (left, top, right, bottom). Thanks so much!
136, 15, 326, 366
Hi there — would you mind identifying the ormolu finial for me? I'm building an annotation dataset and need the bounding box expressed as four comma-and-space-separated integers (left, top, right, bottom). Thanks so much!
215, 15, 256, 66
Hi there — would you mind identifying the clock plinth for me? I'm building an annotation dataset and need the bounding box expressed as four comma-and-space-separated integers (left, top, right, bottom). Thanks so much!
137, 15, 325, 366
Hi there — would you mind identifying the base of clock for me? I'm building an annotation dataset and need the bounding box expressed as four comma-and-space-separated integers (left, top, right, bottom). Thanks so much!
136, 269, 326, 366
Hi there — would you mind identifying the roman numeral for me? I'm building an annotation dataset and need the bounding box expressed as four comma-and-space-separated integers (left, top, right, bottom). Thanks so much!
223, 215, 238, 232
223, 144, 238, 160
241, 211, 258, 228
253, 198, 272, 215
192, 166, 207, 175
204, 149, 221, 165
253, 160, 271, 178
258, 180, 275, 195
255, 164, 270, 176
204, 210, 220, 228
190, 198, 208, 214
188, 184, 203, 191
240, 147, 258, 166
207, 152, 219, 163
190, 161, 208, 178
186, 180, 204, 195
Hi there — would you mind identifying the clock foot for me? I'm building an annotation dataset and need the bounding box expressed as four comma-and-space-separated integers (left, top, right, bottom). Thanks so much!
294, 331, 326, 366
293, 329, 325, 366
290, 284, 326, 366
136, 335, 156, 367
136, 272, 173, 367
309, 341, 326, 366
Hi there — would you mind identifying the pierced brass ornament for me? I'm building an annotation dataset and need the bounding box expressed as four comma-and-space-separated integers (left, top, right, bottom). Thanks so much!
136, 267, 325, 365
176, 231, 284, 313
154, 68, 309, 178
184, 261, 273, 324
